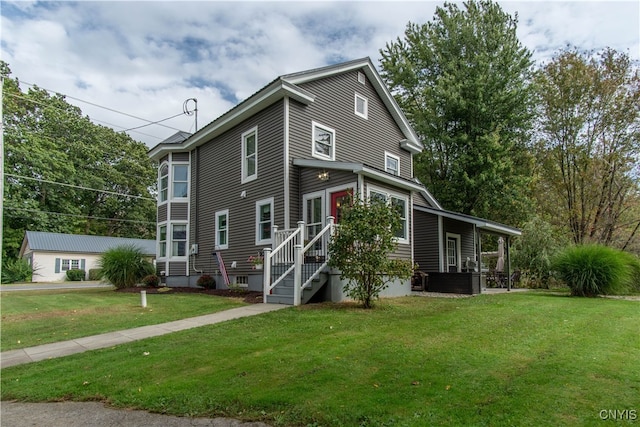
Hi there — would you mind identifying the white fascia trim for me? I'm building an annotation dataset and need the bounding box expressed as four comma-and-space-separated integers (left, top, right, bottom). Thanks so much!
149, 81, 315, 161
413, 205, 522, 237
284, 97, 290, 229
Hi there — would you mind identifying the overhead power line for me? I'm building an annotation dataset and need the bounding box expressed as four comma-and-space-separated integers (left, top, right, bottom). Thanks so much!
4, 207, 156, 225
5, 173, 156, 201
11, 79, 186, 132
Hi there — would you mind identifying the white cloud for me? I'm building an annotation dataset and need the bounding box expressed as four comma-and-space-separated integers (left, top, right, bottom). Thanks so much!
1, 1, 637, 147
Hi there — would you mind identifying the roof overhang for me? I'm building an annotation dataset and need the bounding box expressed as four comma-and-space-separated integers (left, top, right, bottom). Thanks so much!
148, 80, 316, 161
293, 158, 425, 193
413, 204, 522, 237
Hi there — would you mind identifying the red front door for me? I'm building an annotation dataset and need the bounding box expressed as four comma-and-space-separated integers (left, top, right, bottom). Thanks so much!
330, 190, 352, 223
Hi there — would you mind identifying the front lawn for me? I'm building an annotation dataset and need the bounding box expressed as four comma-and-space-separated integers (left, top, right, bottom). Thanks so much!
1, 292, 638, 426
0, 288, 247, 351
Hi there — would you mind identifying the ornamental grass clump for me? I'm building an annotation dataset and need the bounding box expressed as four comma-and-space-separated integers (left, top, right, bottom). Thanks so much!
552, 245, 637, 296
99, 245, 155, 289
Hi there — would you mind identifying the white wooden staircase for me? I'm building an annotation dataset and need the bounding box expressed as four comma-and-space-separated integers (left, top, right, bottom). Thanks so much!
263, 217, 335, 305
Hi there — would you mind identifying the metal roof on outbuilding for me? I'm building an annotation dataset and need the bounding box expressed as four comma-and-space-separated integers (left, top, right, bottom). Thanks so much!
23, 231, 156, 256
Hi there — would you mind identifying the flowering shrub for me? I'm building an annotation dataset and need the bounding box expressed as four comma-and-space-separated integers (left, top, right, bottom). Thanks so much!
248, 254, 264, 269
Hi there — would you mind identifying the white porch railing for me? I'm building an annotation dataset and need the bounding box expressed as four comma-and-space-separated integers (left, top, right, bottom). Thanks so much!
263, 216, 335, 305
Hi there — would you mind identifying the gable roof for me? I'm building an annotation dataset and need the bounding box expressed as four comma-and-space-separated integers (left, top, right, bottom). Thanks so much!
21, 231, 156, 256
149, 57, 422, 160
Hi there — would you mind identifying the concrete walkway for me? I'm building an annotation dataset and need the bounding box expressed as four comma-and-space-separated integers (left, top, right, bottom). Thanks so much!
1, 303, 287, 369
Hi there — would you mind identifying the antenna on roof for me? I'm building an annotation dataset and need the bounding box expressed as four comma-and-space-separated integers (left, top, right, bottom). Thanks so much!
183, 98, 198, 132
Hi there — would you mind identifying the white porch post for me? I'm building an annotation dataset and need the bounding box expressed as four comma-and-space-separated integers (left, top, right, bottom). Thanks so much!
293, 243, 302, 306
263, 247, 272, 304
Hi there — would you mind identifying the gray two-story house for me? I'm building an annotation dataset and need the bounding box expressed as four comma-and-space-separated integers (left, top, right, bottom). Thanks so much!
148, 57, 520, 304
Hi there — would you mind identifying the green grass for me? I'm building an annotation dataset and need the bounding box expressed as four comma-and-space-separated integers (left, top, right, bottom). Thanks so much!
0, 288, 247, 351
2, 292, 639, 426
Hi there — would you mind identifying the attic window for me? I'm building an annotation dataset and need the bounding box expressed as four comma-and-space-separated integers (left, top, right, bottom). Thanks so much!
355, 93, 368, 119
358, 71, 366, 85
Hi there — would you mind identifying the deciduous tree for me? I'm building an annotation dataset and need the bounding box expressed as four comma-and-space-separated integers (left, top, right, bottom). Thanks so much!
1, 62, 157, 260
534, 48, 640, 249
380, 0, 535, 226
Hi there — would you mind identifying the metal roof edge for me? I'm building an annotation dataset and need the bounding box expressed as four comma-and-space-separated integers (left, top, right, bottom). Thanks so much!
413, 205, 522, 236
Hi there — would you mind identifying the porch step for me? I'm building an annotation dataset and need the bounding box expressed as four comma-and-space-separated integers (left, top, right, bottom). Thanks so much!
265, 271, 329, 305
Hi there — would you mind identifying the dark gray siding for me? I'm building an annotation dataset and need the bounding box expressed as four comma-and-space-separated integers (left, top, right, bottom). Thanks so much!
189, 101, 285, 276
414, 210, 440, 272
170, 203, 188, 220
160, 155, 169, 163
168, 261, 186, 276
172, 152, 189, 162
294, 167, 356, 221
288, 70, 412, 178
157, 204, 167, 223
443, 217, 475, 262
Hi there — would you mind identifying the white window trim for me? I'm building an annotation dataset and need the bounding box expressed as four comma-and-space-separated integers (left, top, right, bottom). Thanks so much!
215, 209, 229, 250
170, 223, 189, 258
366, 185, 410, 244
241, 127, 258, 183
171, 163, 190, 199
355, 93, 368, 119
358, 71, 366, 85
385, 152, 400, 176
255, 197, 274, 245
446, 232, 462, 272
158, 224, 168, 259
303, 191, 325, 240
311, 121, 335, 161
158, 162, 169, 204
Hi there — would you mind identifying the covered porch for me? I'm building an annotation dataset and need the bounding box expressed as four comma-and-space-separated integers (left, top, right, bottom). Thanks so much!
412, 205, 522, 295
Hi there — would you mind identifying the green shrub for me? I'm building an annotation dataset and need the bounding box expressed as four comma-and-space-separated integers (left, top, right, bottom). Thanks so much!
512, 216, 566, 288
88, 268, 103, 281
66, 269, 86, 281
1, 258, 32, 284
552, 245, 635, 296
141, 274, 160, 288
99, 245, 155, 289
196, 274, 216, 289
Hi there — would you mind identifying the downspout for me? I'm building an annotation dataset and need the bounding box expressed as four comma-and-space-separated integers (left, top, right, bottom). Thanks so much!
284, 97, 290, 229
438, 215, 444, 272
192, 147, 202, 274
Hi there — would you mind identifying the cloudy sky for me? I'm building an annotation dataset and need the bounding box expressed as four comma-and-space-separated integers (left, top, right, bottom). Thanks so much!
2, 1, 638, 148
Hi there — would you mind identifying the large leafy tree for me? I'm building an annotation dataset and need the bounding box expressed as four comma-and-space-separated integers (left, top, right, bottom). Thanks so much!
380, 0, 535, 225
2, 62, 157, 260
533, 48, 640, 249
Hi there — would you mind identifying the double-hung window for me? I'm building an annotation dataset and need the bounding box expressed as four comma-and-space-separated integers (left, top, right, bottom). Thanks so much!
255, 197, 274, 245
355, 93, 368, 119
172, 165, 189, 198
215, 210, 229, 250
159, 163, 169, 202
158, 225, 167, 257
172, 224, 187, 257
242, 127, 257, 183
385, 152, 400, 176
367, 187, 409, 243
312, 122, 335, 161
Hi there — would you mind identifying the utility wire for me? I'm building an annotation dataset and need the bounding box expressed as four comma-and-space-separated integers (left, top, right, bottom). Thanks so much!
4, 92, 163, 141
5, 173, 156, 201
13, 79, 185, 132
4, 207, 156, 225
122, 112, 185, 132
